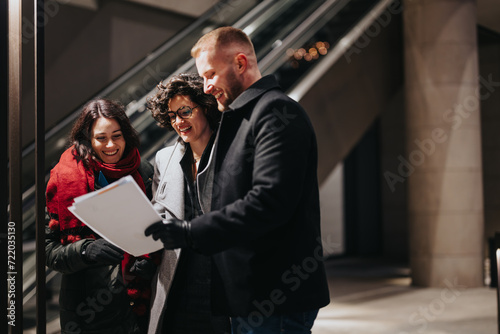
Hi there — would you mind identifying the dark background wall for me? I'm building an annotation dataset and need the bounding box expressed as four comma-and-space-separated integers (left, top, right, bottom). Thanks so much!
299, 11, 406, 260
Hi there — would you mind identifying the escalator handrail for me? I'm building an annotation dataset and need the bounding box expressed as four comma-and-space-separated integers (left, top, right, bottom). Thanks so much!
288, 0, 397, 102
258, 0, 352, 75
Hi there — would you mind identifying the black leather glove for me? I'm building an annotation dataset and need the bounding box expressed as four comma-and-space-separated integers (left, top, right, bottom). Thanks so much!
145, 219, 192, 250
82, 239, 124, 264
130, 258, 156, 280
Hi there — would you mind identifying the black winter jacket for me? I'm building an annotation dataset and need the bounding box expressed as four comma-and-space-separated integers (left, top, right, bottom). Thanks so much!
190, 76, 330, 316
46, 160, 153, 334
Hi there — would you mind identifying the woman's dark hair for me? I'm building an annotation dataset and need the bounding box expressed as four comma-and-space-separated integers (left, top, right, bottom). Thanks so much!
147, 73, 220, 131
70, 98, 140, 168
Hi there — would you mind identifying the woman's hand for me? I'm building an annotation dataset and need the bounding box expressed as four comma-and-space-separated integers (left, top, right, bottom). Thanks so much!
130, 258, 156, 279
82, 239, 124, 264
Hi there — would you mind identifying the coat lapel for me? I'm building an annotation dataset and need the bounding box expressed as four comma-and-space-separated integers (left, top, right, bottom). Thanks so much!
154, 141, 185, 220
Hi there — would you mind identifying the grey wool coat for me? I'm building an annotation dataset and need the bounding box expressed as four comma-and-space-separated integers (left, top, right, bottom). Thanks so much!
147, 138, 216, 334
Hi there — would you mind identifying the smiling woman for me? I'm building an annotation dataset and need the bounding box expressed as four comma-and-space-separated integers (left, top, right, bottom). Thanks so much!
167, 95, 212, 157
91, 117, 126, 164
145, 73, 229, 334
45, 98, 158, 334
70, 99, 140, 169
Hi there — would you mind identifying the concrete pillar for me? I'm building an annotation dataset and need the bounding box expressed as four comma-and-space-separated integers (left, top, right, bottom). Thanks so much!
404, 0, 484, 287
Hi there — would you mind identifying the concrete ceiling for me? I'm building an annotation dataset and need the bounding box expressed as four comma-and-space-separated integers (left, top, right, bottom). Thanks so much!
66, 0, 500, 33
64, 0, 99, 11
64, 0, 219, 17
123, 0, 219, 17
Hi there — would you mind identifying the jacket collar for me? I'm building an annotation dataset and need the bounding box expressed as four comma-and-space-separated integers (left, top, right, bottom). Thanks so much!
155, 139, 186, 220
228, 75, 280, 111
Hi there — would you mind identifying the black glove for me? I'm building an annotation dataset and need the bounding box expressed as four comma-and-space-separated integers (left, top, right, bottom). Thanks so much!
82, 239, 124, 264
130, 258, 156, 280
145, 219, 192, 250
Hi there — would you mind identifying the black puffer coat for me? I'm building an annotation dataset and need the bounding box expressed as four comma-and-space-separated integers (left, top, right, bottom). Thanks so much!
46, 160, 153, 334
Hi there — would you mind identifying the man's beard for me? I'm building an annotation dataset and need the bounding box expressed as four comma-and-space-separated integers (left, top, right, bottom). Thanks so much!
219, 69, 245, 111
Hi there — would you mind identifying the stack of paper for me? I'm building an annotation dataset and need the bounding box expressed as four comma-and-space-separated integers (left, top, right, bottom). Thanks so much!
69, 175, 163, 256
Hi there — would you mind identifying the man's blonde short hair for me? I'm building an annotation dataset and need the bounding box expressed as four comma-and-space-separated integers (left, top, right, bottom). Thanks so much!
191, 26, 255, 59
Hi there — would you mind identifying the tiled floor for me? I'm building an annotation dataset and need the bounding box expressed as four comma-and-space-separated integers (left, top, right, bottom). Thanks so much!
27, 257, 498, 333
312, 258, 497, 334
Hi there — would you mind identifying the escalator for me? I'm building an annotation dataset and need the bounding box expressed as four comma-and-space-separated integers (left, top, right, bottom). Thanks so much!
21, 0, 402, 331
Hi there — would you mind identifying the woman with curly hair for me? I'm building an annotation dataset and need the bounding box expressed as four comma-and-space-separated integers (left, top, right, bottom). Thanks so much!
45, 98, 157, 333
146, 73, 230, 334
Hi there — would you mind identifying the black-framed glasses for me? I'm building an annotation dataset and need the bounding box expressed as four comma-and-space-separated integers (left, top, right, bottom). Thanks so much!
167, 105, 200, 123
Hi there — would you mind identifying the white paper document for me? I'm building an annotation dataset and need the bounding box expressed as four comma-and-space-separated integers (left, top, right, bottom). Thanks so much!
68, 175, 163, 257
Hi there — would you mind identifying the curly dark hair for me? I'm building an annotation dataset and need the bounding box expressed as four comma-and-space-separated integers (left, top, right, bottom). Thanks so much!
70, 98, 140, 168
147, 73, 220, 131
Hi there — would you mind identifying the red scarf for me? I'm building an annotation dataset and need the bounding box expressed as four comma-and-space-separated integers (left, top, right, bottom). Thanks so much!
93, 148, 146, 194
46, 146, 156, 317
